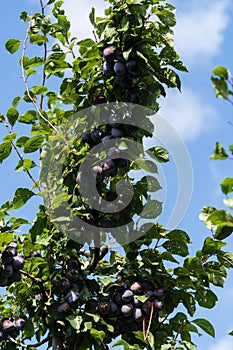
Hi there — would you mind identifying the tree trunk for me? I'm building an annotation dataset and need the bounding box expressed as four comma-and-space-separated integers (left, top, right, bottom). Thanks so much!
51, 323, 66, 350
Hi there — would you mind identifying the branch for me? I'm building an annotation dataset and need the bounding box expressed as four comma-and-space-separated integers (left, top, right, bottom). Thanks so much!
39, 0, 48, 110
8, 335, 50, 349
20, 23, 59, 134
4, 122, 41, 191
20, 270, 48, 302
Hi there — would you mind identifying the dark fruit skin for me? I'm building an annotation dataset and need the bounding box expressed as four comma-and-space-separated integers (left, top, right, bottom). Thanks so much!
102, 135, 114, 144
103, 61, 114, 77
0, 328, 6, 340
4, 265, 13, 277
98, 302, 111, 316
6, 246, 17, 257
109, 301, 119, 316
81, 132, 93, 145
67, 260, 79, 270
130, 281, 142, 294
14, 318, 26, 331
106, 190, 117, 201
111, 127, 124, 138
116, 158, 129, 169
85, 299, 98, 312
107, 146, 120, 159
0, 274, 8, 287
154, 288, 166, 298
141, 280, 155, 292
31, 250, 41, 257
121, 304, 133, 317
8, 270, 21, 283
114, 61, 126, 76
102, 159, 116, 173
65, 268, 79, 282
8, 242, 17, 249
66, 290, 80, 307
93, 94, 107, 105
133, 308, 144, 323
57, 301, 70, 313
122, 289, 133, 303
154, 299, 164, 310
12, 256, 25, 270
103, 47, 115, 62
60, 277, 71, 294
1, 319, 15, 333
126, 60, 138, 75
91, 129, 105, 144
1, 250, 13, 264
129, 91, 140, 104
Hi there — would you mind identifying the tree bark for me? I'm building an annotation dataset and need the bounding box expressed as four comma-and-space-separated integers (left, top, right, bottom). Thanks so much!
51, 323, 66, 350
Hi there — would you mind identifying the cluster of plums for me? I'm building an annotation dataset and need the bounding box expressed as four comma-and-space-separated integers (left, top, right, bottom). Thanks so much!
0, 317, 25, 340
102, 46, 140, 103
0, 243, 25, 287
57, 260, 83, 313
85, 280, 165, 335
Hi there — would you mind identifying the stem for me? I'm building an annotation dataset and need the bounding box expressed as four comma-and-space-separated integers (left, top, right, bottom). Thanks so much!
39, 0, 48, 110
4, 122, 41, 191
20, 24, 59, 134
8, 335, 50, 349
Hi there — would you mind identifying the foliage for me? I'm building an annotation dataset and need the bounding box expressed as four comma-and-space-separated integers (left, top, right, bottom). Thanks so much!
0, 1, 232, 350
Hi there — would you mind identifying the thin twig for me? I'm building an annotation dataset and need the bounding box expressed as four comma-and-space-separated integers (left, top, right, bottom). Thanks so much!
20, 24, 59, 134
8, 334, 50, 349
39, 0, 48, 110
20, 270, 48, 302
4, 122, 41, 191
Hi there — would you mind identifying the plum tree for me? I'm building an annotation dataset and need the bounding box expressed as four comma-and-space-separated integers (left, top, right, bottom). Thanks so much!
0, 1, 232, 350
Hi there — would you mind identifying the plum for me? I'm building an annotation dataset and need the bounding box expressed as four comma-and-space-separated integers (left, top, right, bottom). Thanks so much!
114, 61, 126, 76
103, 47, 115, 62
103, 61, 114, 77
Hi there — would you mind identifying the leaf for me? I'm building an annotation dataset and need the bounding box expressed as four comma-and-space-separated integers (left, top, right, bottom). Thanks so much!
163, 239, 189, 257
215, 222, 233, 240
24, 135, 44, 153
192, 318, 215, 338
15, 136, 29, 147
18, 110, 38, 124
212, 66, 228, 79
211, 76, 229, 100
210, 142, 228, 160
90, 328, 105, 342
5, 38, 21, 54
223, 197, 233, 209
30, 34, 47, 45
66, 315, 82, 331
141, 199, 162, 219
15, 158, 36, 172
221, 177, 233, 195
0, 142, 12, 163
6, 107, 19, 126
3, 132, 17, 142
111, 339, 141, 349
32, 86, 49, 95
89, 7, 95, 25
11, 188, 34, 210
147, 146, 169, 163
217, 251, 233, 268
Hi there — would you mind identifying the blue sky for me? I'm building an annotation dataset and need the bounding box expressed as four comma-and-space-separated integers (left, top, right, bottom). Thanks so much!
1, 0, 233, 349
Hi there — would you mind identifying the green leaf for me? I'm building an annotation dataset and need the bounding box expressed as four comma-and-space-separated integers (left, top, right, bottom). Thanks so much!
18, 110, 38, 124
12, 188, 34, 210
90, 328, 105, 342
24, 135, 44, 153
15, 158, 36, 172
215, 222, 233, 240
221, 177, 233, 195
30, 34, 47, 45
210, 142, 228, 160
66, 315, 82, 331
0, 142, 12, 163
3, 132, 17, 142
89, 7, 95, 26
212, 66, 228, 79
148, 146, 169, 163
15, 136, 29, 147
217, 251, 233, 268
192, 318, 215, 338
163, 239, 189, 257
6, 107, 19, 126
211, 76, 229, 100
57, 14, 70, 34
32, 86, 49, 95
141, 199, 162, 219
5, 38, 21, 54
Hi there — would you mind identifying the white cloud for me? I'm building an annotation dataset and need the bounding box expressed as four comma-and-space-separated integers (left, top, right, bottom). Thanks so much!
159, 86, 218, 141
174, 0, 231, 65
208, 336, 233, 350
63, 0, 106, 40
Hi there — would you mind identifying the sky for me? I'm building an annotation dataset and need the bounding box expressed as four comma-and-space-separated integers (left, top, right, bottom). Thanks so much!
0, 0, 233, 349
